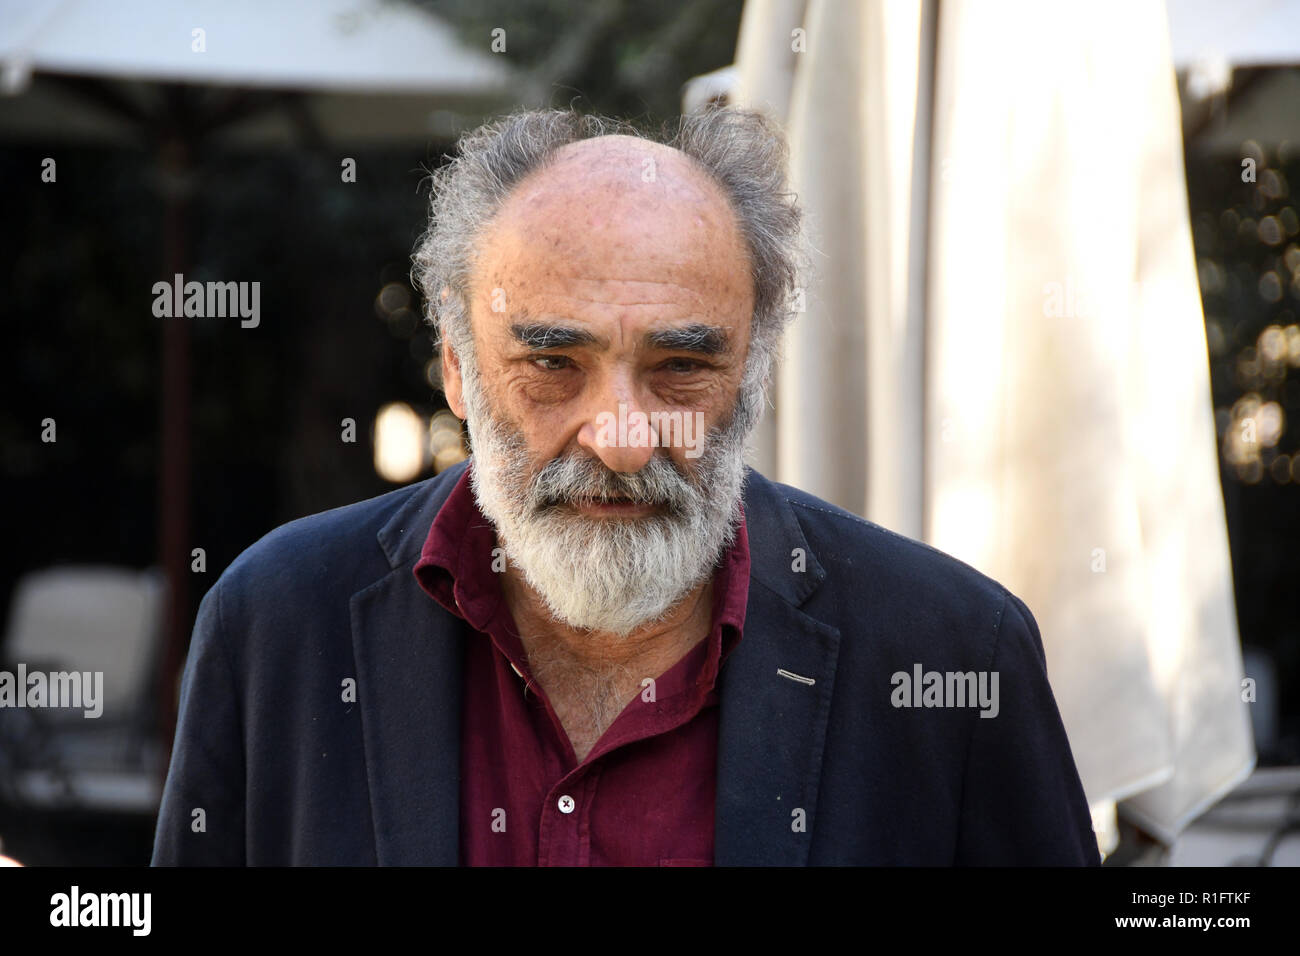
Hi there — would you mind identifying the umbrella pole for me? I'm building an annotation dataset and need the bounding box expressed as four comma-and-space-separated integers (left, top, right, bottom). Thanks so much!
156, 134, 192, 782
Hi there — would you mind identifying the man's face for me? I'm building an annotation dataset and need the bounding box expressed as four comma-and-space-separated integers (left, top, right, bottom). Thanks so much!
441, 135, 759, 635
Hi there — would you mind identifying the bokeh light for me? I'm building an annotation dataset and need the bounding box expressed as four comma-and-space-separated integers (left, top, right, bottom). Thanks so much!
373, 402, 424, 483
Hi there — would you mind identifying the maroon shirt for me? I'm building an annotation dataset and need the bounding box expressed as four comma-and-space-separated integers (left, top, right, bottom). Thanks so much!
413, 462, 749, 866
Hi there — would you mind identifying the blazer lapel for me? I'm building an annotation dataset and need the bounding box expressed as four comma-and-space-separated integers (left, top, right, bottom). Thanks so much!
350, 463, 468, 865
715, 470, 843, 866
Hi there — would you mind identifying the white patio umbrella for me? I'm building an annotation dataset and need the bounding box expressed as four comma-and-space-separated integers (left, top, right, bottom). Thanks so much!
703, 0, 1255, 855
0, 0, 512, 143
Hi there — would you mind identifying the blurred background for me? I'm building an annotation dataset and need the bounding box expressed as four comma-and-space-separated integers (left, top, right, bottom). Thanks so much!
0, 0, 1295, 866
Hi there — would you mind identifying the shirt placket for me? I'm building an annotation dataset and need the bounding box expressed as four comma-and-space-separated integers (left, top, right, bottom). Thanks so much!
537, 764, 600, 866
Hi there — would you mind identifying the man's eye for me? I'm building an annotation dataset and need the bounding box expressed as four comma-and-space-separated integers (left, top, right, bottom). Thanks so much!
662, 358, 704, 373
532, 355, 572, 371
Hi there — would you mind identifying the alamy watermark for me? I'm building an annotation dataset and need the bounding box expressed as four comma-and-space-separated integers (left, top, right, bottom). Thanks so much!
0, 665, 103, 718
50, 886, 150, 936
152, 273, 260, 327
594, 401, 707, 459
890, 663, 999, 718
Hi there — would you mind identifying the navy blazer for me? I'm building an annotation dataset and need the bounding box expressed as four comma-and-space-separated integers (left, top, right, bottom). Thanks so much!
152, 460, 1099, 865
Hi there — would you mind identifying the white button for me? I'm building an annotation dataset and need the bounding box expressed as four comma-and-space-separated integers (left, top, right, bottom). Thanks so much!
557, 794, 576, 814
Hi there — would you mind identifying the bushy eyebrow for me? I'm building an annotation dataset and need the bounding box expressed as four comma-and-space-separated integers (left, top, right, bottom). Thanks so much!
511, 322, 600, 349
510, 319, 729, 355
646, 324, 728, 355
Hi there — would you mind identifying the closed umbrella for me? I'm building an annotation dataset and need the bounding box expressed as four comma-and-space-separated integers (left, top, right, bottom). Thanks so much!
706, 0, 1254, 855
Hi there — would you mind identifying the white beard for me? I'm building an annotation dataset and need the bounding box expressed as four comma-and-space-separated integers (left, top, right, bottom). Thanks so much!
459, 361, 753, 637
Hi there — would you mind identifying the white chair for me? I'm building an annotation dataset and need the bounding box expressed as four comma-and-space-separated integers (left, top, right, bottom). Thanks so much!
0, 566, 165, 814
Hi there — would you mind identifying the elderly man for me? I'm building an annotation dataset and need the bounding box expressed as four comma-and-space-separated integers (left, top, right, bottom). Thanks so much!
152, 107, 1098, 866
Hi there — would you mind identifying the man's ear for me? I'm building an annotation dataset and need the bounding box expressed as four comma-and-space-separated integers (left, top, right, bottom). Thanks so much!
442, 338, 467, 420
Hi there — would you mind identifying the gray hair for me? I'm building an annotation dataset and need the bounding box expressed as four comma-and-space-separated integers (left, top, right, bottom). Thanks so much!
410, 106, 806, 430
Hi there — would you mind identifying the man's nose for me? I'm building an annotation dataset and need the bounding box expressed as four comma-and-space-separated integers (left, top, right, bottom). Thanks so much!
576, 375, 657, 474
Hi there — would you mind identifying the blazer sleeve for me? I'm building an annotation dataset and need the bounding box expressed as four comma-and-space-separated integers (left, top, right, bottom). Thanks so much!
954, 591, 1101, 865
151, 579, 247, 865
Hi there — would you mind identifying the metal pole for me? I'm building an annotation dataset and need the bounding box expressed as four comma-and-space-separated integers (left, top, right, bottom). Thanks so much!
156, 132, 191, 778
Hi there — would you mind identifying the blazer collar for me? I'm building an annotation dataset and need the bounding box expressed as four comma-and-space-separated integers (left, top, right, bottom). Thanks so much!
377, 459, 469, 569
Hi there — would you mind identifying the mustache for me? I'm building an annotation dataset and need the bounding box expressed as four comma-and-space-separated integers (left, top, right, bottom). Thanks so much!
528, 452, 701, 512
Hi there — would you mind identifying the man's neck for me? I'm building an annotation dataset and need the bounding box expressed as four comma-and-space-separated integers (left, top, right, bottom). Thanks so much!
498, 562, 715, 761
499, 564, 714, 673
